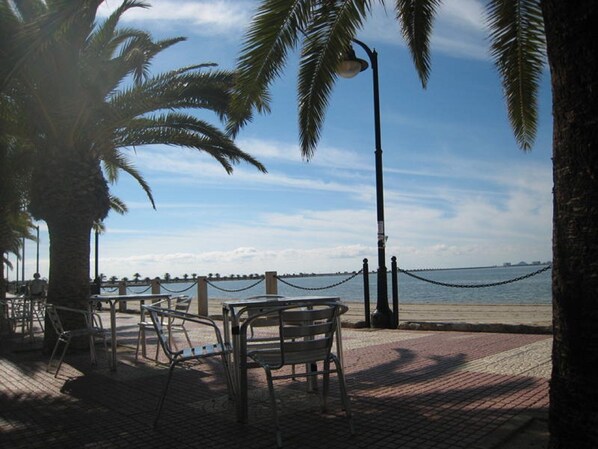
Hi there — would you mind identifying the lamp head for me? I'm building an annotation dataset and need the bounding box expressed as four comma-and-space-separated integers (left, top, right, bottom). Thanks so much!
337, 46, 368, 78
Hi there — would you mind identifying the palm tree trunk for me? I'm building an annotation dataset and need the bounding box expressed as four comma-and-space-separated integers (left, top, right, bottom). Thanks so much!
542, 1, 598, 448
42, 216, 93, 351
30, 154, 110, 352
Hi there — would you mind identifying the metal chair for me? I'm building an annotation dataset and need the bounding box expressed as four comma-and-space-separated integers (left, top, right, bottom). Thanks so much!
143, 304, 234, 428
243, 302, 353, 447
46, 304, 110, 377
134, 297, 173, 362
166, 295, 193, 348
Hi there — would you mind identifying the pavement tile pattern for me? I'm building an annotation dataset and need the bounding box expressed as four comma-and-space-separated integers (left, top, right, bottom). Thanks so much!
1, 312, 550, 449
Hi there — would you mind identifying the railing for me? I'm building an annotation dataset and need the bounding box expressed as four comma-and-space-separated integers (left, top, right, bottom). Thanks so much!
96, 260, 551, 328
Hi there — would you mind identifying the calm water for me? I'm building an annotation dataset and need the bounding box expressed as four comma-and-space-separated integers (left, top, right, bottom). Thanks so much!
121, 264, 551, 305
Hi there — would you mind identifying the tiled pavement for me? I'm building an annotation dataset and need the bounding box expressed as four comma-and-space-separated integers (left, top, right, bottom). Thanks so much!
0, 312, 551, 449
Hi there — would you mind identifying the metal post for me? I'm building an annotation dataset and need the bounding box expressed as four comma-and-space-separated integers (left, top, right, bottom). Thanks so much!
352, 39, 392, 328
35, 226, 40, 274
391, 256, 399, 329
21, 236, 25, 286
362, 258, 371, 327
15, 252, 19, 292
94, 229, 99, 283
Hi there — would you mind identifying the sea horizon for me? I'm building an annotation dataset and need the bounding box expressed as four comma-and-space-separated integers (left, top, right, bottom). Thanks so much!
115, 264, 552, 306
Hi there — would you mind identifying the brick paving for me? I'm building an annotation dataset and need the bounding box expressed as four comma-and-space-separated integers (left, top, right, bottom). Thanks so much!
0, 313, 550, 449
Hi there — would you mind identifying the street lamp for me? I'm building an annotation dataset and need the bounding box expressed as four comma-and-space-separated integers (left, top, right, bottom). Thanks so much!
338, 39, 393, 328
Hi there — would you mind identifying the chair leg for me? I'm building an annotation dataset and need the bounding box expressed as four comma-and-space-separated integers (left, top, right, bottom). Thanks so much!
332, 355, 354, 435
220, 353, 235, 400
54, 337, 71, 378
182, 326, 192, 347
134, 326, 143, 362
321, 359, 330, 413
153, 361, 177, 428
265, 368, 282, 448
89, 335, 98, 365
47, 339, 62, 373
101, 334, 110, 368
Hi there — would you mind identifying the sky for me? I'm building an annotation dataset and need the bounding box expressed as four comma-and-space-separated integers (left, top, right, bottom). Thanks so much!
14, 0, 554, 281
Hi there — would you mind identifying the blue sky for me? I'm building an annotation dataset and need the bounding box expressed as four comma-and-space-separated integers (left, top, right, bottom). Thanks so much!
16, 0, 553, 280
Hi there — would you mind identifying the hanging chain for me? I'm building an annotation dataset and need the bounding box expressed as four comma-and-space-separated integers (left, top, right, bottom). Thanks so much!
206, 277, 264, 292
398, 265, 551, 288
275, 270, 362, 291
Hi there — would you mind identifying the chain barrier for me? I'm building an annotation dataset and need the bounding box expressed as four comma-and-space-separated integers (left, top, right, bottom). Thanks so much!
275, 270, 363, 291
126, 284, 152, 294
102, 287, 119, 293
160, 281, 197, 294
398, 264, 551, 288
206, 277, 264, 293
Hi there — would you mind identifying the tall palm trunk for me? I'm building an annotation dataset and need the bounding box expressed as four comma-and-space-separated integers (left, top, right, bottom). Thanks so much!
542, 1, 598, 448
0, 247, 8, 332
30, 152, 110, 351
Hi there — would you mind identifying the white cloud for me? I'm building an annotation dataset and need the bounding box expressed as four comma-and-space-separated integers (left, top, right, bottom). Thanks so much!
98, 0, 255, 37
95, 157, 551, 277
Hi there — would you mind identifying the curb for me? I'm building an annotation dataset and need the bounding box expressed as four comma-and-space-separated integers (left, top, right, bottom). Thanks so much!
398, 321, 552, 334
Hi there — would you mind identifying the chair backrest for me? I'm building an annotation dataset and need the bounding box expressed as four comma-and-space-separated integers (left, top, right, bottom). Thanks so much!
46, 304, 95, 335
244, 295, 286, 337
173, 295, 192, 314
143, 305, 180, 358
45, 304, 65, 335
248, 302, 343, 368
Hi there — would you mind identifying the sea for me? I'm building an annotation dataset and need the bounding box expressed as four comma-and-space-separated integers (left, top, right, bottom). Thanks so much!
120, 264, 552, 305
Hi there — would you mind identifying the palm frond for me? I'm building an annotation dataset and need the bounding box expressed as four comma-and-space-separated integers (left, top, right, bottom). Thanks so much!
228, 0, 319, 136
298, 0, 372, 158
395, 0, 440, 88
486, 0, 545, 150
108, 194, 128, 215
102, 150, 156, 209
85, 0, 150, 57
1, 0, 102, 88
107, 69, 236, 127
114, 113, 267, 173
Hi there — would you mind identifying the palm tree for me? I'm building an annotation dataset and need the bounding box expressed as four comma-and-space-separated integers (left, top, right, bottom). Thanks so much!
232, 1, 597, 447
0, 94, 35, 307
2, 0, 265, 345
133, 273, 141, 283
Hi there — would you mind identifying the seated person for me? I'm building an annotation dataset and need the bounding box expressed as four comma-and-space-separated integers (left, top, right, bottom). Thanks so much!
30, 273, 47, 297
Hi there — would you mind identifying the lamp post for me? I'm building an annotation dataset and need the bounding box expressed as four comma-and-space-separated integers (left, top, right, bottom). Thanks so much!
94, 228, 99, 282
21, 236, 25, 285
35, 225, 40, 274
338, 39, 393, 328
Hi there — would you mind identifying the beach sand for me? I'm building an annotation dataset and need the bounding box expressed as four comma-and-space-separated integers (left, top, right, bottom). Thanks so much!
198, 298, 552, 332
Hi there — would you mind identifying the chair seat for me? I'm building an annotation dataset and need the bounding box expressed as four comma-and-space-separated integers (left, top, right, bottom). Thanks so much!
63, 326, 106, 338
177, 343, 230, 361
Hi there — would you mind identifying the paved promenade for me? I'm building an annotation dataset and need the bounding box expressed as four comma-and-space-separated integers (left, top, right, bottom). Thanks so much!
0, 310, 551, 449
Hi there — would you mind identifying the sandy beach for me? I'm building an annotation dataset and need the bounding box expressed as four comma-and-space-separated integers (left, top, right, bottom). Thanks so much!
199, 298, 552, 332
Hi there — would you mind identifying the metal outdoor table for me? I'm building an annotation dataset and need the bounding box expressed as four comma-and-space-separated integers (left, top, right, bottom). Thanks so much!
89, 293, 170, 370
222, 295, 345, 423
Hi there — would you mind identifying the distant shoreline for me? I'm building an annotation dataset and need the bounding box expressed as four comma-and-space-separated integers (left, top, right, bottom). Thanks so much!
97, 262, 552, 286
